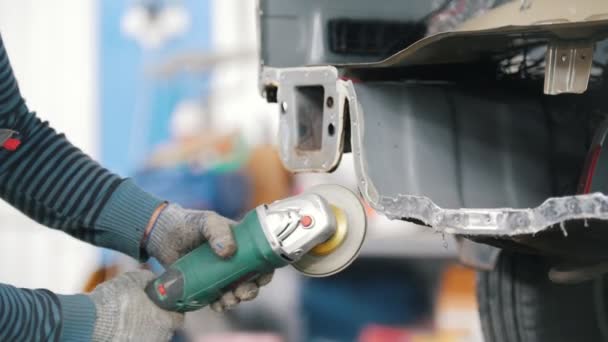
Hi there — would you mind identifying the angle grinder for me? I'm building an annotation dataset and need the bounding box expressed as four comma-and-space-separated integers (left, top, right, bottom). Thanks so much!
145, 184, 367, 312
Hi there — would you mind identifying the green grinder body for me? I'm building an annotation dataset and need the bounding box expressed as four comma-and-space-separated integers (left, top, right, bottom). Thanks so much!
145, 210, 288, 312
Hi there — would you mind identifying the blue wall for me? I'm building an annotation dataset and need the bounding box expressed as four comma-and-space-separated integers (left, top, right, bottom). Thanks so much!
99, 0, 211, 176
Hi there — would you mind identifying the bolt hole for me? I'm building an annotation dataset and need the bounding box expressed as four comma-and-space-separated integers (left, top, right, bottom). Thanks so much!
581, 54, 586, 60
280, 101, 288, 114
326, 96, 334, 108
328, 123, 335, 136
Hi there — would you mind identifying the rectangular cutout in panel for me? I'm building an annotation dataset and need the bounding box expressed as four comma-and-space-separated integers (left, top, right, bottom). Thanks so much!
295, 86, 325, 151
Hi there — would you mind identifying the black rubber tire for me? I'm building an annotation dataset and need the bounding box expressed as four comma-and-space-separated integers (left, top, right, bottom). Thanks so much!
477, 252, 608, 342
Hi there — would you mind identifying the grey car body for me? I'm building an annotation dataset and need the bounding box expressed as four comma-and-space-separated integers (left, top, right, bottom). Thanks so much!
258, 0, 608, 265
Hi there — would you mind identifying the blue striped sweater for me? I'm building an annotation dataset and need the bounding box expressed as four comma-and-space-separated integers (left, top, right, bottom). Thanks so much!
0, 34, 164, 341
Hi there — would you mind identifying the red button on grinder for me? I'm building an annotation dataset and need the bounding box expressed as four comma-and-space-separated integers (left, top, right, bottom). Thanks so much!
300, 215, 313, 228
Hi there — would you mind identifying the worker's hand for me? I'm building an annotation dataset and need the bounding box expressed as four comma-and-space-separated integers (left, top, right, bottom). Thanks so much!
144, 203, 274, 312
89, 270, 184, 342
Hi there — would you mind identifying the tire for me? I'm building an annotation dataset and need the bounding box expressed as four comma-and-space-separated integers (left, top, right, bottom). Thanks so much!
477, 252, 608, 342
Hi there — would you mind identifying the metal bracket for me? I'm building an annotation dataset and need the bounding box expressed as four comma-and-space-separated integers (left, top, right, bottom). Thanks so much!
544, 40, 594, 95
457, 238, 501, 271
261, 66, 346, 173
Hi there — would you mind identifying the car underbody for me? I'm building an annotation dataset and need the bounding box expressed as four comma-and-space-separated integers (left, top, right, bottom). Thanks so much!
258, 0, 608, 268
258, 1, 608, 340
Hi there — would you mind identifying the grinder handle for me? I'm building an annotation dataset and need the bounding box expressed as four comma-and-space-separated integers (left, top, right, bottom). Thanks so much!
145, 210, 288, 312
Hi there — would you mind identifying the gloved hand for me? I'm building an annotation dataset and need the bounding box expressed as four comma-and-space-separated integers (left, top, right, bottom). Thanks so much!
89, 270, 183, 342
144, 203, 274, 312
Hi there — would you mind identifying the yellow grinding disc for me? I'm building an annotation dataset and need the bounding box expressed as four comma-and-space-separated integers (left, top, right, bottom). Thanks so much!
292, 184, 367, 277
310, 205, 348, 256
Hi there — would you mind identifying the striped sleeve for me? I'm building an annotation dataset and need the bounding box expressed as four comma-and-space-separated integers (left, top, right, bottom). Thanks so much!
0, 33, 165, 340
0, 284, 96, 341
0, 32, 123, 236
0, 284, 62, 341
0, 32, 163, 258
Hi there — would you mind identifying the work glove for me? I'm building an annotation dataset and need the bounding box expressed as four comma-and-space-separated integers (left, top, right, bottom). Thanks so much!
89, 270, 184, 342
144, 203, 274, 312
